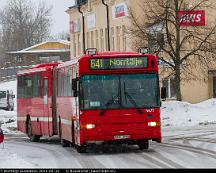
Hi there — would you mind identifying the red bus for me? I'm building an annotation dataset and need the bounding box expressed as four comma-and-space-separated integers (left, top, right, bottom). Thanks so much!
17, 48, 166, 153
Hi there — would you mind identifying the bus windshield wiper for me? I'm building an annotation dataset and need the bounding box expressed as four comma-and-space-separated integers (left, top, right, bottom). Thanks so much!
123, 83, 143, 115
99, 95, 120, 116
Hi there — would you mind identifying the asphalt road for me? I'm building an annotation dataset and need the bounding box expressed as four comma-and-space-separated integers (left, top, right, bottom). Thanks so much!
2, 126, 216, 169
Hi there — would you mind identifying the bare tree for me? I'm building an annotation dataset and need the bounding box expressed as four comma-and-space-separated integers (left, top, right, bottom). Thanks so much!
0, 0, 53, 52
128, 0, 216, 101
50, 31, 70, 41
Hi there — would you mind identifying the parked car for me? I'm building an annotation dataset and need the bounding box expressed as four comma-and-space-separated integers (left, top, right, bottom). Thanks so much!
0, 90, 15, 111
0, 128, 4, 144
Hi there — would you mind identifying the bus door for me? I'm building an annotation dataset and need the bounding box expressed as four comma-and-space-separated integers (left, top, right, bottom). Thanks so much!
43, 78, 52, 136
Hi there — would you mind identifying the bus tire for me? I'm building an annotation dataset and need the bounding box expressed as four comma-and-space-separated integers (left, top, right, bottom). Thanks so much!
59, 121, 70, 147
76, 145, 87, 153
27, 119, 40, 142
137, 140, 149, 150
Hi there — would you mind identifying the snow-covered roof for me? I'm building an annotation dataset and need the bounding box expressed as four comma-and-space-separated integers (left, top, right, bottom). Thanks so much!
8, 40, 70, 54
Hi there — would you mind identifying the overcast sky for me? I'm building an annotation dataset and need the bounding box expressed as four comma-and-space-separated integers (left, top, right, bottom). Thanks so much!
0, 0, 76, 36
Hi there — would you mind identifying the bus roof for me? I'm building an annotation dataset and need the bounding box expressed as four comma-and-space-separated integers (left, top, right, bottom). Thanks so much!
78, 51, 153, 61
57, 58, 78, 69
17, 62, 62, 76
97, 51, 139, 56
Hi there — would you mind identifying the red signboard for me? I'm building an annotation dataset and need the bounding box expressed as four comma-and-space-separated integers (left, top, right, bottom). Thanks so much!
178, 10, 205, 26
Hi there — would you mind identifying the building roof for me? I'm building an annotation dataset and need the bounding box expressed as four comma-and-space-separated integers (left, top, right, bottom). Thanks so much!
8, 40, 70, 54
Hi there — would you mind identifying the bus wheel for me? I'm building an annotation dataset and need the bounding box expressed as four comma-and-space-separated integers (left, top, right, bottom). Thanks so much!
27, 119, 40, 142
76, 145, 87, 153
59, 122, 70, 147
137, 140, 149, 150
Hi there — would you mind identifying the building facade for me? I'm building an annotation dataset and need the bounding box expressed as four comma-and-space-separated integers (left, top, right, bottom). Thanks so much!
67, 0, 216, 103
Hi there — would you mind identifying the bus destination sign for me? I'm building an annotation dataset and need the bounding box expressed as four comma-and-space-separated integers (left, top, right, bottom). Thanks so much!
90, 57, 148, 70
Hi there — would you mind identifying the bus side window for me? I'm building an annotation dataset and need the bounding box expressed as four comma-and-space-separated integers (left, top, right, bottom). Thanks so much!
23, 76, 32, 98
18, 76, 24, 98
33, 74, 39, 97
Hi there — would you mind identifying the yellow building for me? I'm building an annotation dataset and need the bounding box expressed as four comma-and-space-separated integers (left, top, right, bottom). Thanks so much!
67, 0, 216, 103
9, 40, 70, 66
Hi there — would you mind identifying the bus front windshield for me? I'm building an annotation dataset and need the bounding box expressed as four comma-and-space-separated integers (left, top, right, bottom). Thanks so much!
80, 74, 160, 110
0, 91, 6, 99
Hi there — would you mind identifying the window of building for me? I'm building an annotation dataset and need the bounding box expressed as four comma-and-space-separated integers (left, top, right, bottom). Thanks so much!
91, 31, 94, 48
87, 32, 90, 49
105, 28, 108, 51
100, 29, 104, 51
111, 27, 115, 51
96, 30, 99, 50
73, 34, 77, 57
16, 56, 23, 63
122, 25, 127, 51
78, 34, 81, 56
116, 26, 121, 51
162, 78, 177, 99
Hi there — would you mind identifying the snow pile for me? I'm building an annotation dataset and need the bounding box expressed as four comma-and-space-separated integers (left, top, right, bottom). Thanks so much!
0, 147, 35, 168
0, 110, 17, 133
161, 99, 216, 127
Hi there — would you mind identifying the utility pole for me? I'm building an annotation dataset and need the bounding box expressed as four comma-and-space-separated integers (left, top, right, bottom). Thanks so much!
78, 5, 86, 54
102, 0, 110, 51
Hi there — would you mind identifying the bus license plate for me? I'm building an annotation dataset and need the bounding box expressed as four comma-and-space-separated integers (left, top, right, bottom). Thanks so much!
114, 135, 130, 140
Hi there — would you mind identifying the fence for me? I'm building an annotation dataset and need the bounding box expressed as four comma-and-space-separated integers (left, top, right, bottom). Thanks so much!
0, 65, 33, 83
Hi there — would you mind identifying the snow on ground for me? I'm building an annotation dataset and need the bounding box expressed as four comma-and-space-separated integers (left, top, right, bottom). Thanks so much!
1, 80, 216, 168
0, 148, 36, 168
161, 99, 216, 127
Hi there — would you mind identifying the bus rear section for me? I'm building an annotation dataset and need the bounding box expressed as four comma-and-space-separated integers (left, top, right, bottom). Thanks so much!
17, 63, 59, 141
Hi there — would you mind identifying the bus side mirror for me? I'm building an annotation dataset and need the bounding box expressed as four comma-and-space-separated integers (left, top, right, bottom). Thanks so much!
72, 79, 78, 97
161, 87, 167, 101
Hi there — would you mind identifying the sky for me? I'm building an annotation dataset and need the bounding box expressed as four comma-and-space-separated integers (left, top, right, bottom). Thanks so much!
0, 0, 76, 36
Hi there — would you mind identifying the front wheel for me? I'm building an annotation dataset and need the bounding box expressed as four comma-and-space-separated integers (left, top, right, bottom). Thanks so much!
76, 145, 87, 153
27, 119, 40, 142
137, 140, 149, 150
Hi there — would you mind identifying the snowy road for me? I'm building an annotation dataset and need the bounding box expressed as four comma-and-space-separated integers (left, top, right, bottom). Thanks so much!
1, 125, 216, 169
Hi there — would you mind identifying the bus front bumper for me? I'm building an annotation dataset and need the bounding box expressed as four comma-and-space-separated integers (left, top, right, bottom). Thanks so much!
80, 130, 162, 146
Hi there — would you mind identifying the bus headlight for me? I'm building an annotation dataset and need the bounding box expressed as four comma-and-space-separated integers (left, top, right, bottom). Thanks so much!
86, 124, 96, 129
148, 122, 160, 127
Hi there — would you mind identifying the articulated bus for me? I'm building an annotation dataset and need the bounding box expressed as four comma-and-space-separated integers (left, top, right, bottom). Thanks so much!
17, 48, 166, 153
